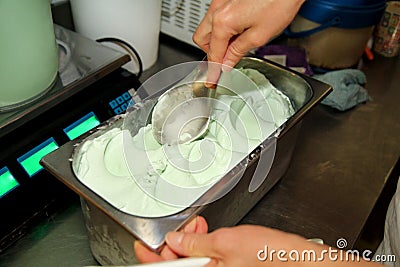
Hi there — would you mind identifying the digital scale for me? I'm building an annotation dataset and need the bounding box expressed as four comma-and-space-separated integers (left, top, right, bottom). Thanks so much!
0, 25, 141, 250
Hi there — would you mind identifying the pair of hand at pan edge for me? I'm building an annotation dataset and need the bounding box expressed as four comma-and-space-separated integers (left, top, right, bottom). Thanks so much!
193, 0, 306, 85
134, 216, 381, 267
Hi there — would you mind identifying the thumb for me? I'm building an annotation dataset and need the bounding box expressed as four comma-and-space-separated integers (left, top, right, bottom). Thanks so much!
165, 232, 218, 258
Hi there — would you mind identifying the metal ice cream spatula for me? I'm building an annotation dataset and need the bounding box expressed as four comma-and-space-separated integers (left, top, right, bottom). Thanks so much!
151, 60, 218, 145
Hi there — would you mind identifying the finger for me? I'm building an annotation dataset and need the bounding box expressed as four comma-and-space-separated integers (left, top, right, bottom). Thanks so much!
182, 216, 208, 234
183, 216, 199, 233
185, 216, 209, 234
206, 61, 222, 88
223, 27, 270, 69
193, 15, 212, 53
207, 23, 232, 64
194, 0, 231, 51
195, 216, 209, 234
206, 11, 240, 84
160, 246, 179, 261
166, 232, 219, 258
204, 258, 219, 267
134, 241, 163, 263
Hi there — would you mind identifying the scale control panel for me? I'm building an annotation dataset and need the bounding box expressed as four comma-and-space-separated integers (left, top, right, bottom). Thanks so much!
0, 68, 141, 248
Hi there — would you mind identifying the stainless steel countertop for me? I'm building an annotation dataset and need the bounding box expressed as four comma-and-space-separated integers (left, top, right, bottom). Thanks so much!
0, 35, 399, 266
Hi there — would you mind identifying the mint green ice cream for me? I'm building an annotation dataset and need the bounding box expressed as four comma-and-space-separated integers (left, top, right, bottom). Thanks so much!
74, 68, 295, 217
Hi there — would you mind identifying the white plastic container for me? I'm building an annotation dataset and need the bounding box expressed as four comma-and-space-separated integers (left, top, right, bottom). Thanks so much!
70, 0, 162, 73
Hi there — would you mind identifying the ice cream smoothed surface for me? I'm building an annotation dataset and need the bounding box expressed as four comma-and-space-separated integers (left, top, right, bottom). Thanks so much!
74, 68, 295, 217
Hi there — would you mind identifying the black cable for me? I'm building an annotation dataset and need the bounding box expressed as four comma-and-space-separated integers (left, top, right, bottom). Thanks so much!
96, 37, 143, 79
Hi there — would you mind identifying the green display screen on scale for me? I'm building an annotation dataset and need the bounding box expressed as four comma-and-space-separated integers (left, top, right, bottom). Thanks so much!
0, 167, 19, 198
17, 138, 59, 177
63, 111, 100, 140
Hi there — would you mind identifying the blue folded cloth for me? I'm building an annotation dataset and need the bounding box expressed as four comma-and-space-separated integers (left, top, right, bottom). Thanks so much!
313, 69, 370, 111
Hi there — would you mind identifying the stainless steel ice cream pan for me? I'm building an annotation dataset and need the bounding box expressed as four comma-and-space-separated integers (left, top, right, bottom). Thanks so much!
41, 57, 332, 264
